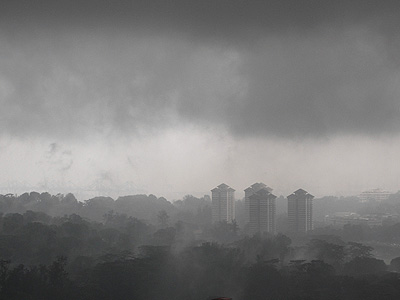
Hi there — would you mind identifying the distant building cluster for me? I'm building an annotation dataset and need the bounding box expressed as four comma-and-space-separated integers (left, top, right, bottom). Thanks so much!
211, 183, 314, 235
358, 188, 391, 202
324, 212, 400, 227
324, 212, 382, 227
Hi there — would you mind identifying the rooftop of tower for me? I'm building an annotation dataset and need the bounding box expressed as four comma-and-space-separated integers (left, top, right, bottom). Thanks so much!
288, 188, 314, 198
244, 182, 272, 193
211, 183, 235, 192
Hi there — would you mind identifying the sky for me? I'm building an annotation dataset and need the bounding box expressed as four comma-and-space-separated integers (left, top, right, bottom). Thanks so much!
1, 0, 400, 200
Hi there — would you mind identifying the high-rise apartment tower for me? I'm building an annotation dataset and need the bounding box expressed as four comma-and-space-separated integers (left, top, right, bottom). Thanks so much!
287, 189, 314, 232
244, 183, 272, 224
247, 186, 277, 234
211, 183, 235, 223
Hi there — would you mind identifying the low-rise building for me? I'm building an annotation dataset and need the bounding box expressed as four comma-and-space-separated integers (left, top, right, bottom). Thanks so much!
358, 188, 391, 202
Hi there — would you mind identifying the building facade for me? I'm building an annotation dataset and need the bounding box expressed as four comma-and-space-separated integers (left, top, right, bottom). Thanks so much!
247, 187, 277, 235
287, 189, 314, 233
358, 188, 391, 203
324, 212, 383, 227
211, 183, 235, 223
244, 183, 272, 224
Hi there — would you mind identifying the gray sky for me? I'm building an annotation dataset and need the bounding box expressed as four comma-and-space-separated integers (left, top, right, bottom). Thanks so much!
1, 1, 400, 200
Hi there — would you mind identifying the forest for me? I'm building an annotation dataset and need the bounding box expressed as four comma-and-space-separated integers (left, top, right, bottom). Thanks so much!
1, 192, 400, 299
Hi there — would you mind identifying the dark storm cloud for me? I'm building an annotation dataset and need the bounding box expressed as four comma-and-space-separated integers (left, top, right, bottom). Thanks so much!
2, 0, 400, 35
1, 0, 400, 138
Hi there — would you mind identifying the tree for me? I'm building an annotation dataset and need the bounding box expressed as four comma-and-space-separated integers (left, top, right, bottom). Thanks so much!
390, 256, 400, 272
152, 227, 176, 246
243, 260, 285, 300
344, 257, 387, 276
274, 234, 292, 263
345, 242, 373, 261
307, 239, 345, 268
157, 210, 170, 228
177, 243, 244, 300
209, 221, 239, 244
2, 213, 24, 233
48, 256, 68, 288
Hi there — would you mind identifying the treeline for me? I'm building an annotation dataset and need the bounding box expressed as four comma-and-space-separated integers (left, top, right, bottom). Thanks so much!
313, 192, 400, 222
3, 192, 400, 298
0, 192, 211, 225
3, 191, 400, 234
1, 208, 400, 298
1, 235, 400, 299
4, 192, 400, 256
0, 208, 242, 267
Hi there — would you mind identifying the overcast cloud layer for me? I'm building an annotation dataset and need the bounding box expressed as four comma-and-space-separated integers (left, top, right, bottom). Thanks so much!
1, 1, 400, 199
1, 0, 400, 139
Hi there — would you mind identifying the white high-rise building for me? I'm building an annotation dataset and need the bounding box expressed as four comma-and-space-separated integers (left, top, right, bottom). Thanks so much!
211, 183, 235, 223
247, 187, 277, 235
287, 189, 314, 233
244, 183, 272, 225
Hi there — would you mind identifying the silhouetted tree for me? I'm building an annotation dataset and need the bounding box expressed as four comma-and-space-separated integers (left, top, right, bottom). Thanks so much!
243, 260, 285, 300
157, 210, 170, 228
307, 239, 345, 269
345, 242, 373, 261
343, 257, 387, 276
390, 256, 400, 272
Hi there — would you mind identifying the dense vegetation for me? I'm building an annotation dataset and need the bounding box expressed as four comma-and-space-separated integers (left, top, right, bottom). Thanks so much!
1, 192, 400, 299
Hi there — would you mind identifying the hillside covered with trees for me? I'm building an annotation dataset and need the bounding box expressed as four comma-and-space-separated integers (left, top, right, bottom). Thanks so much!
1, 192, 400, 299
